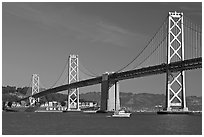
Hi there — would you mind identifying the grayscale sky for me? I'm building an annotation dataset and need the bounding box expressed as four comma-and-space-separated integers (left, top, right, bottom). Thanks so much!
2, 2, 202, 96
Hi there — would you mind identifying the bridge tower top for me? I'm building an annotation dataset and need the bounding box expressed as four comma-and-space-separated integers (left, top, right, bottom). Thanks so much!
169, 11, 183, 17
167, 11, 184, 63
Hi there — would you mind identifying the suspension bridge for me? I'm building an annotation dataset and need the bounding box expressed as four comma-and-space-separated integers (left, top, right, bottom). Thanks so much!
21, 11, 202, 113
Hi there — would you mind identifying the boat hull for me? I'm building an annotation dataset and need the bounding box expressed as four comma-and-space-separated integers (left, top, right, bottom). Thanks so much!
83, 110, 97, 113
112, 111, 131, 117
112, 113, 131, 117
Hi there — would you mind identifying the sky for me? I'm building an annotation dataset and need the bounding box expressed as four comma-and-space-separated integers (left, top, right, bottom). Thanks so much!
2, 2, 202, 96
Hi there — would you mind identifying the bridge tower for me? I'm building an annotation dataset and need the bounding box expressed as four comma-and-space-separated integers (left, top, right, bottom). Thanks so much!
29, 74, 40, 105
166, 11, 188, 111
67, 54, 80, 111
100, 72, 120, 112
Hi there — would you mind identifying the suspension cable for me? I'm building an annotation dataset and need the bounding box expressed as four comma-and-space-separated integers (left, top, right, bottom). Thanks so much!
48, 60, 68, 89
183, 15, 202, 34
25, 78, 32, 97
114, 15, 168, 73
62, 73, 68, 85
78, 66, 97, 77
133, 36, 167, 69
78, 60, 99, 77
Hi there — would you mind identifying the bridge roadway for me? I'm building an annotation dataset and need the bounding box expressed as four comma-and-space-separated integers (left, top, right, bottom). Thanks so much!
22, 57, 202, 100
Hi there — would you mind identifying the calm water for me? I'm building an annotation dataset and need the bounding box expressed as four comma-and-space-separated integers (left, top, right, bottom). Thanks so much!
2, 112, 202, 135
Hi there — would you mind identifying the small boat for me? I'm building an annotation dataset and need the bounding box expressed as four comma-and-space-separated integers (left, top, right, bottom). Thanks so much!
83, 110, 97, 113
111, 110, 131, 118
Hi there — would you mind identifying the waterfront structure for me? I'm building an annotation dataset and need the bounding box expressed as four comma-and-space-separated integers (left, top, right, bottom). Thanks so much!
37, 101, 97, 111
79, 101, 98, 109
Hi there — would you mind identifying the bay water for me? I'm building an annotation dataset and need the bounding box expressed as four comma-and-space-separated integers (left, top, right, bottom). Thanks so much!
2, 112, 202, 135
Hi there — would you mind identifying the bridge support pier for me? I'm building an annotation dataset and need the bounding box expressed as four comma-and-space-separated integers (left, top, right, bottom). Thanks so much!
100, 73, 120, 112
67, 55, 80, 111
165, 11, 188, 112
29, 74, 40, 106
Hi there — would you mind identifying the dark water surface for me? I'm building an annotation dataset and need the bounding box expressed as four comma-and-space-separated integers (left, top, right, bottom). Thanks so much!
2, 112, 202, 135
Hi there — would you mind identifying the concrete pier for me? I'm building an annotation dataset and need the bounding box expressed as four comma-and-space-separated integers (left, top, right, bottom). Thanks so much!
100, 73, 120, 112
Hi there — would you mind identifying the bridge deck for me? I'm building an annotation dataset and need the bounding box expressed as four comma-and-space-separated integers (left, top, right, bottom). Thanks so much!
21, 57, 201, 100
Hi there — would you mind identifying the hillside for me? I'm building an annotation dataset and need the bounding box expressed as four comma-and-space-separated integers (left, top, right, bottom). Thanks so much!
2, 86, 201, 111
80, 92, 202, 111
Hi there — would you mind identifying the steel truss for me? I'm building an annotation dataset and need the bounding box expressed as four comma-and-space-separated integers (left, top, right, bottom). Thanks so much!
166, 11, 188, 111
29, 74, 40, 105
67, 55, 80, 110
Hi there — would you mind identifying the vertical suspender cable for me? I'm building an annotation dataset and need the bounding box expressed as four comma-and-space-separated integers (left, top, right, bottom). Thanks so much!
195, 24, 197, 58
199, 25, 202, 57
191, 21, 193, 58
